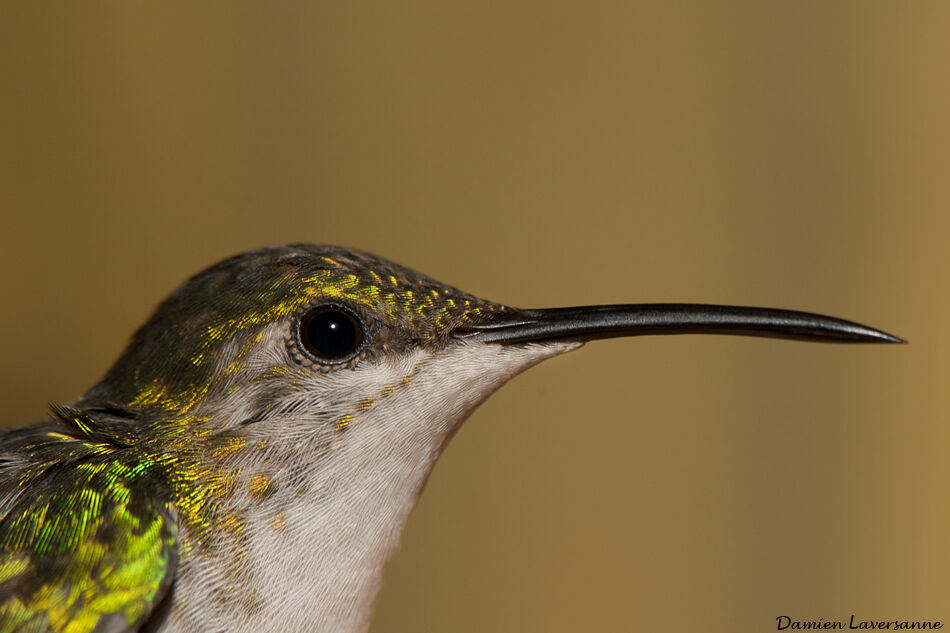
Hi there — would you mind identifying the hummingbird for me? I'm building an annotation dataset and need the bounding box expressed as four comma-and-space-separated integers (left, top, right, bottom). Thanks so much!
0, 244, 901, 633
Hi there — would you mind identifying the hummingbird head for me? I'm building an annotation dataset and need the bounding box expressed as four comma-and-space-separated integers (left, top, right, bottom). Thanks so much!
80, 242, 900, 437
68, 244, 899, 631
81, 243, 527, 424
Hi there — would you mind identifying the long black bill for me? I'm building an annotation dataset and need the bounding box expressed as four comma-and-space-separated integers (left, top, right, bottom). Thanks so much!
452, 304, 904, 345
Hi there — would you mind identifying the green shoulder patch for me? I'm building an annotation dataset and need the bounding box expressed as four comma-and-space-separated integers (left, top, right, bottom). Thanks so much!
0, 452, 177, 633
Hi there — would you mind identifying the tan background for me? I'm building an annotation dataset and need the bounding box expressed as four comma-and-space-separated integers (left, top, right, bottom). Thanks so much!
1, 2, 945, 631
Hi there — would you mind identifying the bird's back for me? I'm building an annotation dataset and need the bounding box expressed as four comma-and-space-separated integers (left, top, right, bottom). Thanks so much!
0, 409, 178, 633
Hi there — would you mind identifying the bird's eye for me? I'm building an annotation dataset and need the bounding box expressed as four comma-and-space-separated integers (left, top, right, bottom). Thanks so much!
298, 306, 365, 363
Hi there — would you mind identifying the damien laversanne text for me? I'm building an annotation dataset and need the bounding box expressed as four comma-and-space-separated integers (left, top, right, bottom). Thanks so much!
776, 615, 942, 630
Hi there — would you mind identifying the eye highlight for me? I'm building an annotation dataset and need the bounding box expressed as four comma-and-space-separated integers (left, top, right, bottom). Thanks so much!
297, 306, 365, 363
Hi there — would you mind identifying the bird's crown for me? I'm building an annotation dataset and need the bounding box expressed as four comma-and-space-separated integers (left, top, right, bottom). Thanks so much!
82, 244, 507, 417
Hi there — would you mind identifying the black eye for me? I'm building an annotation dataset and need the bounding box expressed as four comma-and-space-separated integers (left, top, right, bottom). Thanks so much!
298, 307, 365, 363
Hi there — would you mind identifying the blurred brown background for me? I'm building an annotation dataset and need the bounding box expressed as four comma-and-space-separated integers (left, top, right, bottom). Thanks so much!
0, 2, 945, 631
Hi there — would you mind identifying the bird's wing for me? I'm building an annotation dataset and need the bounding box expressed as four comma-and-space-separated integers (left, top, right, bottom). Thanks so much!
0, 425, 178, 633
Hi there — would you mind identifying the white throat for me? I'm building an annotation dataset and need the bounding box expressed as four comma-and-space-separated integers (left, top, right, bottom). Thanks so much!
160, 340, 579, 633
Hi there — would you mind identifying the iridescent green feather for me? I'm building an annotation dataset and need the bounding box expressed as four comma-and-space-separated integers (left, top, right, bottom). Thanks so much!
0, 416, 177, 633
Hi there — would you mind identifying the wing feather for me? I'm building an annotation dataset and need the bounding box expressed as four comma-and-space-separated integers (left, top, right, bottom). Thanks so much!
0, 448, 177, 633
